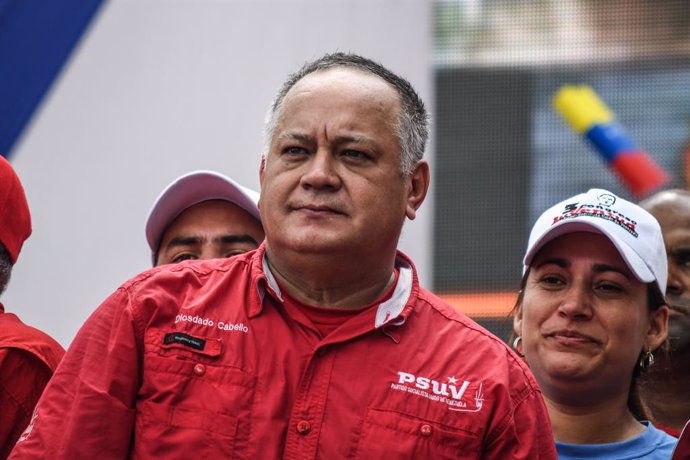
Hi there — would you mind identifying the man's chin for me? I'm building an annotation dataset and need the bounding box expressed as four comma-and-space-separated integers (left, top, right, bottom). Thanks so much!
277, 234, 349, 254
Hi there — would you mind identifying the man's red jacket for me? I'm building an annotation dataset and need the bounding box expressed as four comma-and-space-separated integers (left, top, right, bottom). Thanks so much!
11, 246, 556, 459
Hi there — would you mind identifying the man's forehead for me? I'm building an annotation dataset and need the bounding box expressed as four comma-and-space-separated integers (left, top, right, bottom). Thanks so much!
646, 191, 690, 212
163, 201, 260, 236
278, 70, 401, 126
287, 66, 395, 98
649, 198, 690, 228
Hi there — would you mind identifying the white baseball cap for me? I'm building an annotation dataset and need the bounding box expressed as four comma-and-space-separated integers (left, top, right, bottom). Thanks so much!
145, 170, 261, 264
523, 188, 667, 296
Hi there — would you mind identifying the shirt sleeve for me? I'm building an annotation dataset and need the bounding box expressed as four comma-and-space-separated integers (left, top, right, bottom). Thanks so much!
484, 385, 558, 459
9, 287, 141, 459
478, 351, 558, 460
0, 348, 52, 459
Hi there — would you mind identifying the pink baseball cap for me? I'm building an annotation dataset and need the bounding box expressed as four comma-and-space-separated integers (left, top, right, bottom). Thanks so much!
0, 156, 31, 264
523, 188, 667, 296
145, 170, 261, 264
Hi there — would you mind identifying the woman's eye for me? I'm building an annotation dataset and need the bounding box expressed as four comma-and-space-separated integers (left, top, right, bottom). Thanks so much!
597, 282, 622, 293
540, 275, 563, 285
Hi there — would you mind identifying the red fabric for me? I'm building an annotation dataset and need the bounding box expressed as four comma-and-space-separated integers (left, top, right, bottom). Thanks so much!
0, 156, 31, 264
0, 306, 64, 458
281, 292, 371, 338
0, 306, 63, 372
673, 421, 690, 460
11, 245, 557, 459
281, 269, 398, 338
0, 350, 51, 459
659, 424, 681, 438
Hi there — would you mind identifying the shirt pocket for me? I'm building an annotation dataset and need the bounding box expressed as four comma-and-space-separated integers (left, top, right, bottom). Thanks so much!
134, 400, 239, 459
133, 328, 256, 459
353, 407, 483, 460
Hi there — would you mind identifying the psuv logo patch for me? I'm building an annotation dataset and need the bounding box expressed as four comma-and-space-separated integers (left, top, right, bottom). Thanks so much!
390, 371, 484, 413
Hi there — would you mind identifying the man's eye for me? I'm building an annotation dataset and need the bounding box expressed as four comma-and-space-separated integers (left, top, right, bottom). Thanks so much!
284, 146, 308, 155
224, 250, 250, 258
342, 150, 369, 160
670, 250, 690, 269
173, 254, 197, 263
677, 257, 690, 269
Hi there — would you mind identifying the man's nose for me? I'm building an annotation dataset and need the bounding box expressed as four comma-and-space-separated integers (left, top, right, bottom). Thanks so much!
300, 150, 341, 190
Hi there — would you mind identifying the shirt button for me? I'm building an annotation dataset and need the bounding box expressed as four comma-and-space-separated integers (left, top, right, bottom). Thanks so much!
296, 420, 311, 435
420, 424, 433, 437
193, 364, 206, 376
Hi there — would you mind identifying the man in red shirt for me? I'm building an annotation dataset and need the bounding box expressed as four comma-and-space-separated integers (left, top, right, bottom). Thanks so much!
10, 53, 556, 459
0, 156, 64, 459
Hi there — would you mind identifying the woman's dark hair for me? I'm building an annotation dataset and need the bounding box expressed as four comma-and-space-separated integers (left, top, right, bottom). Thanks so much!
630, 284, 667, 420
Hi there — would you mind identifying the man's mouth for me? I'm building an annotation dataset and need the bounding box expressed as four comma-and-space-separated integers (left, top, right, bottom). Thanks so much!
292, 204, 346, 216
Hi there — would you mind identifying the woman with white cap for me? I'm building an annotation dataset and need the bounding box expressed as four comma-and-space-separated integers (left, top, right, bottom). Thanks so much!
512, 188, 677, 459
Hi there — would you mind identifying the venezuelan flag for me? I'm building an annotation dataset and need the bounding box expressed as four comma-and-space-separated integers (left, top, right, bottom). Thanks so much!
554, 85, 669, 198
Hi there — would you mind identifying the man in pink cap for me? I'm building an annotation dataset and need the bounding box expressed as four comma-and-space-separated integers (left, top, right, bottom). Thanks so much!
0, 156, 64, 458
145, 170, 264, 266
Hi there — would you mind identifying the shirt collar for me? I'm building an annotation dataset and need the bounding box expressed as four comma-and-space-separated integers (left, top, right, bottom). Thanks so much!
250, 247, 418, 328
374, 256, 413, 328
261, 253, 283, 302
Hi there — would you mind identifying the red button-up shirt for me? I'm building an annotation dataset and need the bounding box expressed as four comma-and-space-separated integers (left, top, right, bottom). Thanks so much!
11, 246, 556, 459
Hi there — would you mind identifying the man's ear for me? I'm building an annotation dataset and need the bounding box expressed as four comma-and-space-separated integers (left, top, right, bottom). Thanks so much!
258, 155, 267, 210
405, 160, 430, 220
259, 155, 266, 186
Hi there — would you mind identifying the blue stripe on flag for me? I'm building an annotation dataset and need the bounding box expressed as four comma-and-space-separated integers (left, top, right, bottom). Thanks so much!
0, 0, 105, 158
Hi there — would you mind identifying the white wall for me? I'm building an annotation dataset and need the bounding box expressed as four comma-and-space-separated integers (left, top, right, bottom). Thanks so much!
5, 0, 434, 347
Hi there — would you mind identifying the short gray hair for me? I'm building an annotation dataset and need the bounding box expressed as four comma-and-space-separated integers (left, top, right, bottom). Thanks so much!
0, 244, 12, 296
263, 52, 429, 176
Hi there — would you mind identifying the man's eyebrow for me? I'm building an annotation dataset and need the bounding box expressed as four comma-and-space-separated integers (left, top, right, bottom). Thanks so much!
334, 134, 373, 144
278, 132, 377, 148
669, 246, 690, 257
216, 234, 260, 246
278, 132, 314, 143
164, 236, 202, 249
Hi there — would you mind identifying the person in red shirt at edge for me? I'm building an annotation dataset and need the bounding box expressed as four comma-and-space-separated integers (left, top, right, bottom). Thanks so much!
10, 53, 557, 459
0, 156, 65, 459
